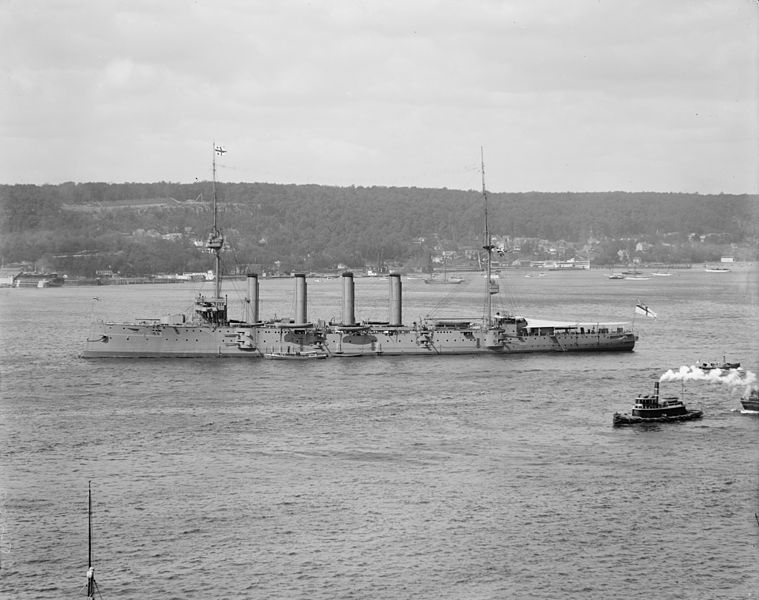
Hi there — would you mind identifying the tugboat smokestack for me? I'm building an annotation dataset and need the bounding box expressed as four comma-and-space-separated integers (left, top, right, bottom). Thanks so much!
246, 273, 259, 323
342, 272, 355, 326
389, 273, 402, 326
295, 273, 307, 325
654, 381, 660, 398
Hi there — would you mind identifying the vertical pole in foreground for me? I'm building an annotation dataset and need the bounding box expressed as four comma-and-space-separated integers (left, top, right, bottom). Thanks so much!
88, 481, 92, 572
87, 480, 95, 599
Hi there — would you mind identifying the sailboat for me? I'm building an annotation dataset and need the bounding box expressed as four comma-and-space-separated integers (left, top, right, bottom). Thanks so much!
424, 255, 464, 284
84, 481, 101, 600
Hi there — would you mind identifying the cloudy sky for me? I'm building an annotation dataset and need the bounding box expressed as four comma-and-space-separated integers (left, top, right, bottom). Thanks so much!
2, 0, 758, 193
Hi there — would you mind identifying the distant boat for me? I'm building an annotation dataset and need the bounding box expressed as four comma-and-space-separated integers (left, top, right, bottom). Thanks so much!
740, 388, 759, 413
705, 266, 730, 273
13, 272, 65, 288
425, 262, 464, 284
424, 273, 465, 284
697, 357, 740, 371
613, 382, 703, 426
651, 272, 672, 277
425, 252, 464, 284
608, 273, 625, 280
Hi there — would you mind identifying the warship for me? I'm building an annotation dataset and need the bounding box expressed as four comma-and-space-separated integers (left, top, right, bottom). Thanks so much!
82, 148, 637, 358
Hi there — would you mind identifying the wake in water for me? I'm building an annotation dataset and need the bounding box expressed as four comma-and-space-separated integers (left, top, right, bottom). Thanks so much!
660, 365, 758, 397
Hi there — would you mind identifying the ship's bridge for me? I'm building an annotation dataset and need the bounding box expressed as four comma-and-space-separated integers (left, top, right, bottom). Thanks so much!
194, 294, 228, 325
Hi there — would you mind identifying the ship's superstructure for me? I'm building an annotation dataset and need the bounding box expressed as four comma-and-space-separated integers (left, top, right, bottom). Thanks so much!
82, 147, 637, 359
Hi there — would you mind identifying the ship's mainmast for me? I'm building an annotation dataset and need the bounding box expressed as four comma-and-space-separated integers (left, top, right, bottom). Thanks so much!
481, 147, 494, 326
208, 143, 226, 299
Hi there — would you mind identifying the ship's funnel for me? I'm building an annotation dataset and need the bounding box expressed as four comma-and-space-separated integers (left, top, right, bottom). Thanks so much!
294, 273, 307, 325
654, 381, 660, 398
341, 271, 355, 326
389, 272, 402, 326
246, 273, 259, 323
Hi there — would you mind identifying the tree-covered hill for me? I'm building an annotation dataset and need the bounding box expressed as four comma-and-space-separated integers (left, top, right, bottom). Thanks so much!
1, 182, 757, 276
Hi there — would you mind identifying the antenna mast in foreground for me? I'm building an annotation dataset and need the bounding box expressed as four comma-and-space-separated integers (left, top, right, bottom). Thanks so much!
86, 481, 98, 599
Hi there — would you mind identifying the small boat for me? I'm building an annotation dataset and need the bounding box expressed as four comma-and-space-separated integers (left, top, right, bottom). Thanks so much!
697, 357, 741, 371
424, 273, 464, 285
263, 348, 328, 360
608, 273, 625, 280
424, 256, 464, 284
613, 382, 703, 426
740, 388, 759, 413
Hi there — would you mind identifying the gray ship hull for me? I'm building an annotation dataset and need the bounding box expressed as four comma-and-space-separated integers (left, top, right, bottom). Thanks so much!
83, 315, 636, 358
322, 327, 635, 356
82, 321, 325, 358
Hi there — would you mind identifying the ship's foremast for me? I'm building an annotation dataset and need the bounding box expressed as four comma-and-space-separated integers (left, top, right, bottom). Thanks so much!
193, 143, 228, 326
209, 143, 226, 300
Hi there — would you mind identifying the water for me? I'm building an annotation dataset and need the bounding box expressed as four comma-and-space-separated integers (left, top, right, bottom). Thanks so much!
1, 269, 758, 599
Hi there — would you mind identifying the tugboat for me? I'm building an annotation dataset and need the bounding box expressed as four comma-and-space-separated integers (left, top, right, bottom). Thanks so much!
740, 388, 759, 413
613, 382, 703, 426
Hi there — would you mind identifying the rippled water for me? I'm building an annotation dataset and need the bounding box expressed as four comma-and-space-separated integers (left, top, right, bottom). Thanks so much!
1, 269, 758, 599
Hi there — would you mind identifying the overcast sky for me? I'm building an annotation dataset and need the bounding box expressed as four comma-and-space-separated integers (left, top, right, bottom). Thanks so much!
2, 0, 758, 193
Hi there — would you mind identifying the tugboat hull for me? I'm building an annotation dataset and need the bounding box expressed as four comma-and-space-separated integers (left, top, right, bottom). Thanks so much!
739, 389, 759, 413
613, 410, 703, 427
